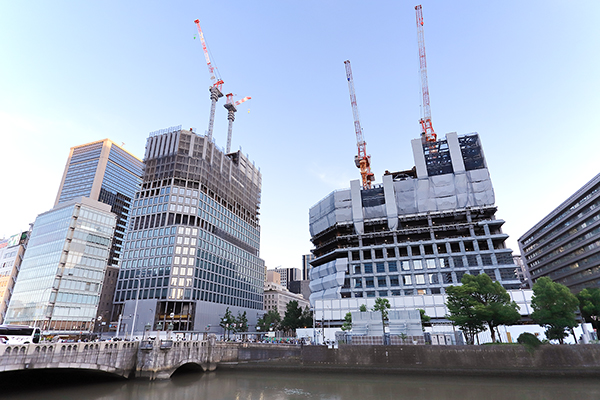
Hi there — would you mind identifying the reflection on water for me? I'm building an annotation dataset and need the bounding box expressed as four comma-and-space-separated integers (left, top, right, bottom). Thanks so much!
4, 370, 600, 400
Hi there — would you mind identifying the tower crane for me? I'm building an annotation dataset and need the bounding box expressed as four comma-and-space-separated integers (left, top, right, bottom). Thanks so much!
415, 5, 437, 143
194, 19, 224, 142
224, 94, 251, 153
344, 60, 375, 189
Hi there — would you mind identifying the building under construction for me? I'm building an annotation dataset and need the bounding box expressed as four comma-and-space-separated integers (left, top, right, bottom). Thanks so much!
309, 132, 521, 302
113, 126, 264, 334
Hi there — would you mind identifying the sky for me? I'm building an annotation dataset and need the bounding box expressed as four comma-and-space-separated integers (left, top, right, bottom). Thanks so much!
1, 1, 599, 272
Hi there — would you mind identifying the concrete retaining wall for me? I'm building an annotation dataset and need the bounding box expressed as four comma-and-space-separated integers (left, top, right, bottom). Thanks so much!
223, 344, 600, 377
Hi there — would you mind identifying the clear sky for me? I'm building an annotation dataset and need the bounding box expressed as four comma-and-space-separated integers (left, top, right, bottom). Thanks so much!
1, 1, 599, 271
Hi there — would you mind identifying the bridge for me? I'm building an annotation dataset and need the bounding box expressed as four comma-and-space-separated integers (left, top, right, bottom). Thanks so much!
0, 338, 300, 380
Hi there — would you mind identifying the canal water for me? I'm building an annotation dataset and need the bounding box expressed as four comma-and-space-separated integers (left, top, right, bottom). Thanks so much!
4, 370, 600, 400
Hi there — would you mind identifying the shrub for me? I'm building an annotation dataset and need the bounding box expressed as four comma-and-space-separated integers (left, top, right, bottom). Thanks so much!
517, 332, 542, 351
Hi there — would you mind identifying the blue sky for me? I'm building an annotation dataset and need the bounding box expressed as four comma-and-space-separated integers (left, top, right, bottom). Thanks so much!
1, 1, 599, 271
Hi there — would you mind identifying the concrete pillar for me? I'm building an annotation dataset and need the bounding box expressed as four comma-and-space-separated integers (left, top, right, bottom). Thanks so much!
350, 180, 364, 235
446, 132, 466, 173
411, 138, 428, 179
382, 174, 398, 230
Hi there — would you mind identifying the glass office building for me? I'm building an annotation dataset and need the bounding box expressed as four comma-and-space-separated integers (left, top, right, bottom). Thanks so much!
54, 139, 143, 325
519, 173, 600, 292
4, 198, 116, 334
55, 139, 143, 267
113, 126, 264, 335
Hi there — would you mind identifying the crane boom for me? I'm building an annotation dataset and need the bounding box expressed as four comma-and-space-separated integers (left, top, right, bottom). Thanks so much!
194, 19, 224, 145
415, 5, 436, 142
194, 19, 223, 89
344, 60, 374, 189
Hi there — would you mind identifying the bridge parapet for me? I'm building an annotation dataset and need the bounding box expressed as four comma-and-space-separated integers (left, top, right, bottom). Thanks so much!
0, 341, 138, 378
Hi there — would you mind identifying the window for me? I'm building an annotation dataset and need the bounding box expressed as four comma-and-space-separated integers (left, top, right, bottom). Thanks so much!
401, 261, 410, 271
415, 274, 425, 285
388, 261, 398, 272
403, 275, 412, 285
364, 263, 373, 274
366, 278, 374, 288
376, 263, 385, 273
390, 277, 399, 286
426, 259, 436, 269
377, 277, 386, 287
413, 260, 423, 270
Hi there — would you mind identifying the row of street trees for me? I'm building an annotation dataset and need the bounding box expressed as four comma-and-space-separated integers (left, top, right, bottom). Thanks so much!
256, 301, 313, 336
446, 274, 600, 344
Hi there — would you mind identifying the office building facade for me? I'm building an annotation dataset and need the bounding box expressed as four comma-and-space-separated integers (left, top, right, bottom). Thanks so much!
4, 198, 116, 333
54, 139, 143, 324
0, 231, 30, 324
309, 132, 520, 303
519, 173, 600, 292
113, 126, 264, 335
302, 254, 315, 281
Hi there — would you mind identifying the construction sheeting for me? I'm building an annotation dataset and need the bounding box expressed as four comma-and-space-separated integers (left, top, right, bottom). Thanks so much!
309, 167, 495, 237
309, 190, 352, 236
309, 259, 347, 303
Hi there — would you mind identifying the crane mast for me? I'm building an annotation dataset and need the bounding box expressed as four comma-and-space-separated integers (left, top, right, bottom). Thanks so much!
224, 94, 251, 153
344, 60, 374, 189
415, 5, 436, 142
194, 19, 224, 143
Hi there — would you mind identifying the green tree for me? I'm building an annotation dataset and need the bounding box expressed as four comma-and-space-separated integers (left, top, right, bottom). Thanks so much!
531, 277, 579, 344
359, 304, 368, 312
281, 300, 304, 335
577, 287, 600, 332
219, 307, 235, 339
341, 312, 353, 331
235, 311, 248, 333
418, 309, 431, 331
256, 310, 281, 333
446, 274, 520, 343
446, 284, 486, 344
300, 306, 313, 328
372, 297, 391, 342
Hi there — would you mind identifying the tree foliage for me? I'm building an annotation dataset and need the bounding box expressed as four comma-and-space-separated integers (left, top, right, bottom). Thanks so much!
418, 309, 431, 331
235, 311, 248, 333
446, 274, 521, 343
359, 304, 368, 312
577, 287, 600, 331
531, 277, 579, 344
219, 307, 235, 338
281, 300, 303, 333
341, 312, 352, 331
372, 298, 391, 321
256, 309, 281, 333
300, 306, 313, 328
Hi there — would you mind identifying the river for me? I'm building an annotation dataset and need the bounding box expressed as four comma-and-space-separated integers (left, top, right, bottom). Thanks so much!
3, 370, 600, 400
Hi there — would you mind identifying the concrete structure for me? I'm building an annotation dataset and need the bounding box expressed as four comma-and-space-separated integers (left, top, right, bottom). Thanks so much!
4, 197, 116, 334
54, 139, 143, 326
114, 126, 264, 336
519, 173, 600, 293
309, 132, 520, 303
264, 281, 309, 316
0, 230, 30, 324
513, 254, 530, 289
273, 267, 301, 290
289, 280, 311, 301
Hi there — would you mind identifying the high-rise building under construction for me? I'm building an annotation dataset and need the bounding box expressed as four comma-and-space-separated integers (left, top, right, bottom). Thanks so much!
309, 132, 520, 302
113, 126, 264, 334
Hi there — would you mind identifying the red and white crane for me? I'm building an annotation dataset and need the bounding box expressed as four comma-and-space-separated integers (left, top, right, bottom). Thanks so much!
194, 19, 224, 142
415, 5, 437, 143
224, 94, 251, 153
344, 60, 374, 189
